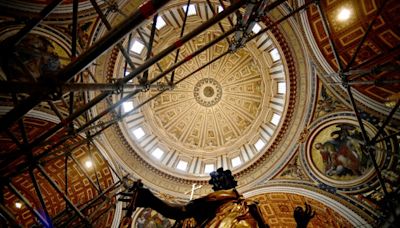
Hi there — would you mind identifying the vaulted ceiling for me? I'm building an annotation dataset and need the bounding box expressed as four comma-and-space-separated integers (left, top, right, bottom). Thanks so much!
0, 0, 399, 227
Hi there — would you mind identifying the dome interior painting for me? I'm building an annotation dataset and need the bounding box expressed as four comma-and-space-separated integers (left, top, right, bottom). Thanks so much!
0, 0, 399, 227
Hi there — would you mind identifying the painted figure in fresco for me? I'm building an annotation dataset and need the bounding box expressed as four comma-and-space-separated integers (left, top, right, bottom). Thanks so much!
316, 86, 341, 116
119, 168, 315, 228
314, 124, 370, 177
2, 34, 60, 82
136, 208, 173, 228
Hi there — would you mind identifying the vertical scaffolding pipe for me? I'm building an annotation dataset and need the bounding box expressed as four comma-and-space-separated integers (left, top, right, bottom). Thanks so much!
89, 0, 136, 70
315, 1, 343, 71
169, 0, 191, 84
64, 155, 69, 209
29, 168, 53, 227
141, 14, 158, 83
37, 164, 90, 225
347, 85, 389, 198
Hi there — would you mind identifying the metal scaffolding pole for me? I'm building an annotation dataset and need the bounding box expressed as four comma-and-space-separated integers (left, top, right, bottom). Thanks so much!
89, 0, 137, 70
315, 1, 344, 71
29, 168, 53, 227
0, 81, 173, 93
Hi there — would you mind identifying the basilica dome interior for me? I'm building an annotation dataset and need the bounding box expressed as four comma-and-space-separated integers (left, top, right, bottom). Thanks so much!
0, 0, 399, 227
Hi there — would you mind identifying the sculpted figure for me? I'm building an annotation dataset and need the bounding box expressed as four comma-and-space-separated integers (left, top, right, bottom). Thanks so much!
119, 168, 315, 227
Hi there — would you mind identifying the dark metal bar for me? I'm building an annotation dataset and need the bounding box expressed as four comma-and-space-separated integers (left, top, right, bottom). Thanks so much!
344, 0, 389, 72
18, 116, 29, 147
375, 130, 400, 143
346, 86, 370, 143
89, 0, 136, 70
69, 153, 102, 193
346, 85, 390, 198
0, 81, 172, 93
72, 0, 78, 57
62, 180, 121, 227
205, 0, 230, 44
370, 100, 400, 145
90, 141, 123, 183
350, 44, 400, 74
5, 129, 22, 150
0, 0, 63, 47
141, 14, 158, 83
90, 203, 114, 225
120, 32, 133, 116
64, 155, 68, 201
47, 101, 64, 121
344, 79, 400, 85
366, 146, 389, 196
123, 33, 133, 78
0, 0, 172, 131
349, 62, 400, 82
87, 140, 102, 192
68, 90, 75, 131
8, 183, 50, 227
81, 180, 121, 212
29, 168, 53, 227
69, 0, 79, 137
136, 28, 165, 73
315, 0, 343, 71
11, 94, 31, 158
37, 164, 91, 225
218, 0, 234, 26
170, 0, 191, 84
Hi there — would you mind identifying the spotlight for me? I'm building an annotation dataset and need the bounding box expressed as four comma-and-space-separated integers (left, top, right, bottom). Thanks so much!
85, 160, 93, 168
337, 8, 351, 21
15, 202, 22, 209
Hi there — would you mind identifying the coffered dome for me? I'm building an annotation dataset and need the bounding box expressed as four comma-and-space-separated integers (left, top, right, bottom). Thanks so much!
111, 0, 291, 178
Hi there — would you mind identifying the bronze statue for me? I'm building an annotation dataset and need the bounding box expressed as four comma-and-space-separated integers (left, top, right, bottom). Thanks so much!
119, 168, 315, 227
